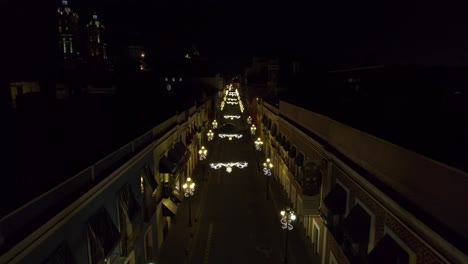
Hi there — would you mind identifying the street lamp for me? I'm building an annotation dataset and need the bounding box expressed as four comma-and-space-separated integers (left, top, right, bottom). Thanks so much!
207, 130, 214, 141
280, 208, 296, 263
198, 146, 207, 160
263, 158, 273, 199
183, 177, 196, 227
254, 137, 263, 151
247, 116, 252, 124
250, 124, 256, 135
212, 120, 218, 129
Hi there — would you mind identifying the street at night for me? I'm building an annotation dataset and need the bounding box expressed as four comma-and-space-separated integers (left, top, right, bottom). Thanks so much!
2, 1, 468, 263
157, 88, 314, 264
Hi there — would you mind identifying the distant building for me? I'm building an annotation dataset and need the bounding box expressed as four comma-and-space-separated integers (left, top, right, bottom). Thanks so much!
245, 57, 279, 98
8, 82, 41, 109
184, 44, 200, 60
86, 13, 108, 61
57, 0, 80, 60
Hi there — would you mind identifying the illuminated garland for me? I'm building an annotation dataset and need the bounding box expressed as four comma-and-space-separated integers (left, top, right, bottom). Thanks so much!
226, 101, 239, 105
238, 94, 244, 112
227, 98, 237, 101
210, 162, 249, 173
223, 115, 241, 120
218, 134, 243, 140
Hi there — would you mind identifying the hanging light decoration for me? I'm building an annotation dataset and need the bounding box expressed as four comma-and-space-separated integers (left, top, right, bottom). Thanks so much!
224, 115, 241, 120
218, 134, 243, 140
210, 162, 248, 173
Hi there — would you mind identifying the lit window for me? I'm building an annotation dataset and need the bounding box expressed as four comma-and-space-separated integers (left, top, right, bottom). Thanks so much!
172, 77, 175, 82
179, 77, 182, 82
63, 37, 67, 53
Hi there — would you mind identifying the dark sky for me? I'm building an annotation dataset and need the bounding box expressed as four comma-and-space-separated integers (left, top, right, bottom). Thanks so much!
2, 0, 468, 75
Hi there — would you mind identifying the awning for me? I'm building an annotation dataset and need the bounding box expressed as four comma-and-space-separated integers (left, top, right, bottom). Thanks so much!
144, 165, 158, 190
289, 146, 297, 158
323, 184, 347, 214
367, 235, 409, 264
119, 183, 140, 220
284, 140, 291, 151
159, 155, 175, 173
162, 198, 178, 216
174, 141, 187, 156
168, 145, 184, 164
44, 243, 75, 264
87, 207, 120, 261
344, 204, 371, 243
276, 133, 282, 143
186, 130, 195, 145
271, 123, 278, 137
280, 135, 286, 147
171, 188, 184, 203
295, 152, 304, 166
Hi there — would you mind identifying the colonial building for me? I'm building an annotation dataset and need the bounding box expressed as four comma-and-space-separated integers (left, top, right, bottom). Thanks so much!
86, 13, 108, 61
57, 0, 80, 60
0, 100, 212, 263
257, 99, 468, 264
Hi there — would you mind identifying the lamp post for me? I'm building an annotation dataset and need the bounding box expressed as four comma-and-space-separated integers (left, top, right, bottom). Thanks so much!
212, 120, 218, 129
207, 130, 214, 141
250, 124, 257, 135
254, 137, 263, 151
198, 146, 207, 160
280, 208, 296, 263
263, 158, 273, 200
183, 177, 195, 227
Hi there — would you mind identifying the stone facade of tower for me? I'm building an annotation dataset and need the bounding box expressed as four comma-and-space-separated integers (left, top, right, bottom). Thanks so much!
86, 13, 108, 61
57, 0, 79, 60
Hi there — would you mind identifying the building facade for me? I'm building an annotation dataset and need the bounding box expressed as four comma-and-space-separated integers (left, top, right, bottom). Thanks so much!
57, 0, 80, 60
0, 100, 212, 264
256, 99, 468, 264
86, 13, 108, 61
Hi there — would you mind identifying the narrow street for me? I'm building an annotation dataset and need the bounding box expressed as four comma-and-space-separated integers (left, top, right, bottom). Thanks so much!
158, 88, 314, 264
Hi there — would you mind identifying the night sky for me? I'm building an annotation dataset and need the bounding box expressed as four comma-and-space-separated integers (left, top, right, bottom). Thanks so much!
2, 0, 468, 75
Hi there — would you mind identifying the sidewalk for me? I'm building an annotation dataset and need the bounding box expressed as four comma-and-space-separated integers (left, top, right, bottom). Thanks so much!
156, 163, 209, 264
268, 174, 321, 264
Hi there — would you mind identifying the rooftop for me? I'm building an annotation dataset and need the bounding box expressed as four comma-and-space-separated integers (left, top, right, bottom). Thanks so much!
276, 65, 468, 172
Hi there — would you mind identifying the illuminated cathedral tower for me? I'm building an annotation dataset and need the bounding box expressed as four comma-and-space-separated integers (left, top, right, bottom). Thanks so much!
86, 13, 108, 61
57, 0, 79, 60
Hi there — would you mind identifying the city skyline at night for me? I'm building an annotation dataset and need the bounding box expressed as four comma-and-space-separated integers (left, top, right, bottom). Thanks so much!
0, 1, 467, 263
